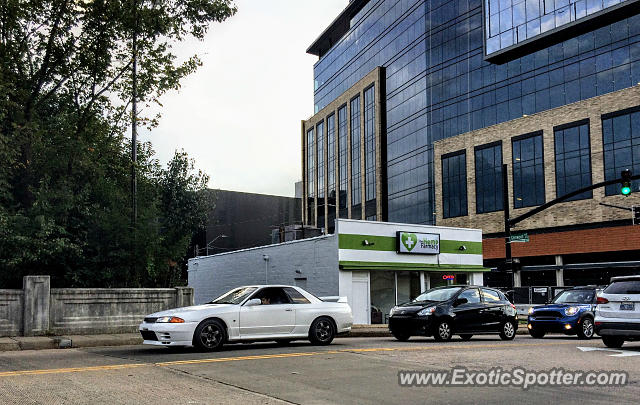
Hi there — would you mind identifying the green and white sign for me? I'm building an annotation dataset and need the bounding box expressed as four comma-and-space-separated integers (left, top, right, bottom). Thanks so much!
397, 231, 440, 254
510, 232, 529, 243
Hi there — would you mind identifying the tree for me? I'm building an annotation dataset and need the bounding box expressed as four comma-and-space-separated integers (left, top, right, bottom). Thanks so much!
0, 1, 235, 287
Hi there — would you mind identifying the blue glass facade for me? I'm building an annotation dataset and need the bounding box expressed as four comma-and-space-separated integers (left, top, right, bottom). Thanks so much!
311, 0, 640, 224
512, 132, 545, 208
442, 151, 468, 218
351, 96, 362, 210
338, 106, 349, 218
475, 142, 503, 213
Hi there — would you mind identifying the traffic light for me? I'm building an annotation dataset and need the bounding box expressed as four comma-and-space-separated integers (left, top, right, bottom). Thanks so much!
621, 169, 632, 196
634, 206, 640, 225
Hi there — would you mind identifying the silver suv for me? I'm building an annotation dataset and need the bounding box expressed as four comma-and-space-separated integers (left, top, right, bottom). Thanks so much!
595, 275, 640, 348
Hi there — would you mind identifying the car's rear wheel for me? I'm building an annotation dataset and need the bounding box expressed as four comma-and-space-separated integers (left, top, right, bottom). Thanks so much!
459, 334, 473, 341
193, 319, 225, 351
499, 321, 516, 340
528, 328, 545, 339
309, 317, 335, 345
391, 330, 410, 342
602, 336, 625, 348
434, 320, 453, 342
577, 317, 594, 339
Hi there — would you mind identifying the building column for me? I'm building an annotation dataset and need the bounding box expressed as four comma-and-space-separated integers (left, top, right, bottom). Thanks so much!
513, 271, 522, 288
420, 272, 427, 292
555, 255, 564, 287
23, 275, 50, 336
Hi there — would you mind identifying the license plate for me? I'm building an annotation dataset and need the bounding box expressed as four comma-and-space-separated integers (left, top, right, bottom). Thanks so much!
620, 303, 635, 311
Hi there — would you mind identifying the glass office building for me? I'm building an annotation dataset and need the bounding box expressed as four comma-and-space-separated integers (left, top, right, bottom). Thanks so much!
305, 0, 640, 226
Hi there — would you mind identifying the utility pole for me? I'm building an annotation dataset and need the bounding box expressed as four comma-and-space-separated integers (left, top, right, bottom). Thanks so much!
131, 0, 138, 272
502, 163, 514, 289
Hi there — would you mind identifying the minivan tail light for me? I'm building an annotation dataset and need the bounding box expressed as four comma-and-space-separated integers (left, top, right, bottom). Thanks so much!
596, 297, 609, 304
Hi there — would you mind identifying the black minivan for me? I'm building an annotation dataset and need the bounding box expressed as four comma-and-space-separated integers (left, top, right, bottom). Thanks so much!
388, 285, 518, 342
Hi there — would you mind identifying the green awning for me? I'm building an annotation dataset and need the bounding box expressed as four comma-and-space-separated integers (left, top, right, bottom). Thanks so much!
339, 261, 489, 272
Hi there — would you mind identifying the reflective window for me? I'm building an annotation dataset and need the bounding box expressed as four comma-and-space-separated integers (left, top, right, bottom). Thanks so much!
554, 121, 592, 201
475, 142, 504, 214
481, 288, 502, 302
338, 106, 349, 218
602, 107, 640, 195
306, 128, 315, 223
512, 132, 545, 208
442, 151, 468, 218
327, 114, 336, 203
485, 0, 631, 54
458, 288, 481, 304
317, 121, 325, 199
351, 96, 362, 210
364, 85, 376, 202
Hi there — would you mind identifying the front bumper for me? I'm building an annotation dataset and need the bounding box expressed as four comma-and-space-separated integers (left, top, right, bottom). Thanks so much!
388, 316, 433, 336
527, 314, 581, 334
139, 321, 197, 347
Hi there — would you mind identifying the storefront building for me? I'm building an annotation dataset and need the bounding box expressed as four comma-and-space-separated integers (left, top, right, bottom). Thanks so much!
188, 219, 485, 324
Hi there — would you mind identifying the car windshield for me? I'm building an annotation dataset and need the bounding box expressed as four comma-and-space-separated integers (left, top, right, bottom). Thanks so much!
552, 290, 594, 304
209, 287, 257, 305
412, 287, 463, 303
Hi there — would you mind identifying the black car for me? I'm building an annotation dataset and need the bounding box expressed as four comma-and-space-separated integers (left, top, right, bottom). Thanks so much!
388, 285, 518, 342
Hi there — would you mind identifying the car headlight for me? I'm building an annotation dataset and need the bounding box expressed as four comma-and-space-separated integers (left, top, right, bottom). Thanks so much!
418, 307, 436, 316
528, 307, 534, 315
564, 307, 579, 316
156, 316, 185, 323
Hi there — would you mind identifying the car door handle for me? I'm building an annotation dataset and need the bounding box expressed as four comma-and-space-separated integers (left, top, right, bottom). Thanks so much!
285, 309, 293, 312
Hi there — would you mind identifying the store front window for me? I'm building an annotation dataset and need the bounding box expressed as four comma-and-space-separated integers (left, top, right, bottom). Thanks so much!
370, 271, 421, 324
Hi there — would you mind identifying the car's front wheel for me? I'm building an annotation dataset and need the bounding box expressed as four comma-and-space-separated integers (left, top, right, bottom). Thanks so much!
433, 320, 453, 342
193, 319, 225, 351
391, 330, 410, 341
602, 336, 625, 348
528, 328, 545, 338
499, 321, 516, 340
577, 317, 594, 339
309, 317, 336, 345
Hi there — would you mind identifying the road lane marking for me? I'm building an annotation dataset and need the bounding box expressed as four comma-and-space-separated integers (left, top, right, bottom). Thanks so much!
577, 346, 640, 357
0, 340, 591, 378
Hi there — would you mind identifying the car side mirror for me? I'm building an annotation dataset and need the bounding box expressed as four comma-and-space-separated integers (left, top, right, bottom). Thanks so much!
454, 298, 468, 306
245, 298, 261, 307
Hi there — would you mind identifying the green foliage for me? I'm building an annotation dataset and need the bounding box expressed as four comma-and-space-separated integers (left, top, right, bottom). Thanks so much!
0, 1, 235, 287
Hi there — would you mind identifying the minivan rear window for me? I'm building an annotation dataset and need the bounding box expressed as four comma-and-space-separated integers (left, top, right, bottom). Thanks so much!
604, 281, 640, 295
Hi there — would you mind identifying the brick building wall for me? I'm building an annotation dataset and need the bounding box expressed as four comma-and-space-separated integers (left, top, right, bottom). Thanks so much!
434, 85, 640, 235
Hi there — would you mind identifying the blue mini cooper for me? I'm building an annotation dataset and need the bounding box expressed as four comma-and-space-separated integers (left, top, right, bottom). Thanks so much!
527, 287, 601, 339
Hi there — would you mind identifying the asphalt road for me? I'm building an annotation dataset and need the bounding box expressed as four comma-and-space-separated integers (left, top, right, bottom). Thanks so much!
0, 336, 638, 405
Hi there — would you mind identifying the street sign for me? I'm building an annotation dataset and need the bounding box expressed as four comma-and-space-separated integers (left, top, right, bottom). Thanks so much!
510, 232, 529, 243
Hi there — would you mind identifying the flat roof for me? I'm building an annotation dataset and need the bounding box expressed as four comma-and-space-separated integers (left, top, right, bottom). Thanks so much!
306, 0, 370, 57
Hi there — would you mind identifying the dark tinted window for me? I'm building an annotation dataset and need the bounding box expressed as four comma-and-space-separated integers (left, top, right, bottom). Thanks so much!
475, 143, 503, 214
604, 281, 640, 295
554, 121, 592, 201
284, 288, 311, 304
251, 288, 292, 305
364, 85, 376, 202
442, 151, 467, 218
458, 288, 481, 304
351, 96, 362, 209
602, 109, 640, 196
481, 288, 502, 302
512, 132, 545, 208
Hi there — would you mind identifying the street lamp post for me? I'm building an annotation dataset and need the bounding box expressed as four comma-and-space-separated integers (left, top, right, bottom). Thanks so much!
203, 234, 229, 256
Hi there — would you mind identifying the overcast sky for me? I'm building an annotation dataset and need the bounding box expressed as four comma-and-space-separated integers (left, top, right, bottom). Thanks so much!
139, 0, 348, 197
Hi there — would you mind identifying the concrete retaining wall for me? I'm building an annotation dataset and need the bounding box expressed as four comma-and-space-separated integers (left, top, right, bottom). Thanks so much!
0, 276, 194, 337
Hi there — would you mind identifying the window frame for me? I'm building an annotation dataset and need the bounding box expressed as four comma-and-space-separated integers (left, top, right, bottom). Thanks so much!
511, 131, 546, 209
441, 149, 468, 219
553, 119, 593, 202
474, 141, 504, 214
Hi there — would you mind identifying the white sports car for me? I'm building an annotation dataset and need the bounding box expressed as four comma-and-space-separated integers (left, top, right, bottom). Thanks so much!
139, 285, 353, 351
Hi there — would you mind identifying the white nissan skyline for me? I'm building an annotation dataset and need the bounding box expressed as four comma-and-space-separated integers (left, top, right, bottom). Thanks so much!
139, 285, 353, 351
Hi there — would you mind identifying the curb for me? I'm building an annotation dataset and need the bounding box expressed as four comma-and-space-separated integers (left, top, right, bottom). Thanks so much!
0, 334, 143, 352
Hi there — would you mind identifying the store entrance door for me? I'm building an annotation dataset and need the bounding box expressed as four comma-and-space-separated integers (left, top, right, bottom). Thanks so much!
352, 274, 369, 324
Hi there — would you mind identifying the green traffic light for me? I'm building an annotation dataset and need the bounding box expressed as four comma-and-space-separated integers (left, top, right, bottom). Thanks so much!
622, 186, 632, 195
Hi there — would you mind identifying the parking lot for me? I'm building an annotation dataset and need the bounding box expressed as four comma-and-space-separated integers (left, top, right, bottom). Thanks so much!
0, 336, 638, 404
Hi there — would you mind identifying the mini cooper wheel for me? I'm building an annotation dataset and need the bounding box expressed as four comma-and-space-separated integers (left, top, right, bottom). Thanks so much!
434, 320, 453, 342
528, 328, 545, 338
309, 317, 335, 345
391, 331, 411, 342
577, 317, 594, 339
499, 321, 516, 340
193, 319, 225, 351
